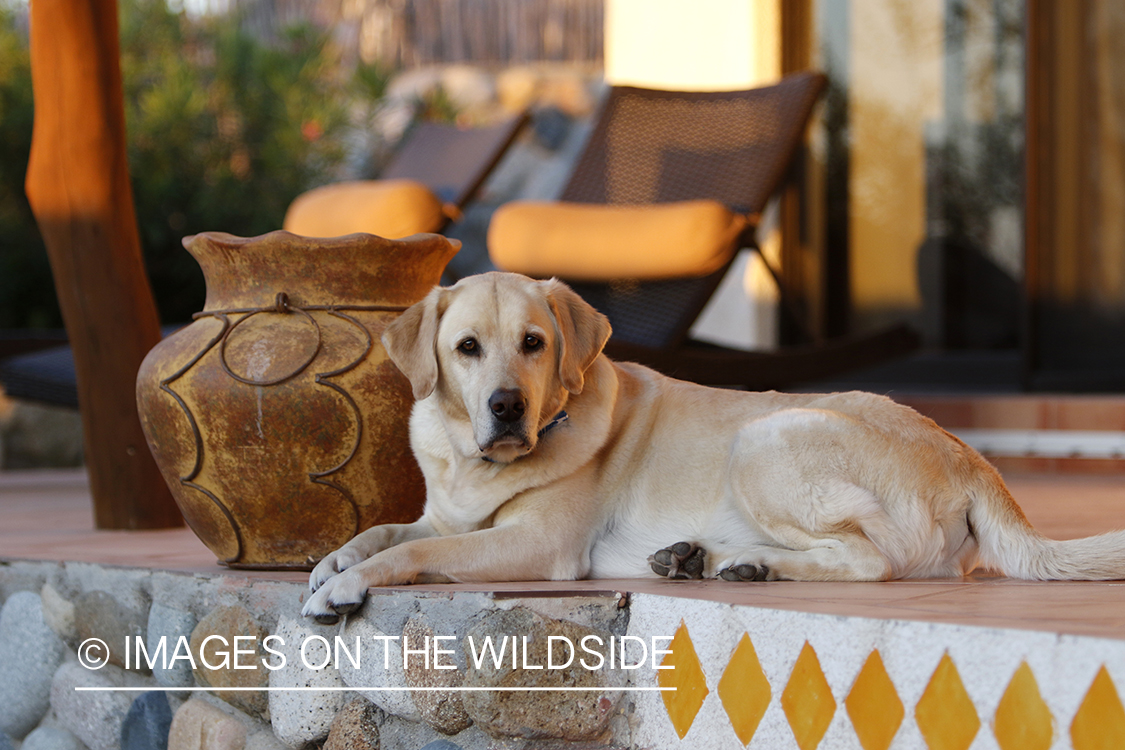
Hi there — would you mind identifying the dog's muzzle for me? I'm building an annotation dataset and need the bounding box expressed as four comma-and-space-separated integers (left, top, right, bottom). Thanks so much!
488, 388, 527, 424
478, 409, 569, 462
479, 388, 531, 454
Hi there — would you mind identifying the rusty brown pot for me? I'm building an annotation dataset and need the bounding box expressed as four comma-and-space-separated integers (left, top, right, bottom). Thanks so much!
136, 230, 458, 569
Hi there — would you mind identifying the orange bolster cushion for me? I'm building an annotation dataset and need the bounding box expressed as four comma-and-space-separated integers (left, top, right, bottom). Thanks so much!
488, 200, 747, 281
283, 180, 447, 239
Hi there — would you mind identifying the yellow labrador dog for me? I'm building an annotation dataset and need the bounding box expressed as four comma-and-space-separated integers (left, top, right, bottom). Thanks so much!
303, 272, 1124, 622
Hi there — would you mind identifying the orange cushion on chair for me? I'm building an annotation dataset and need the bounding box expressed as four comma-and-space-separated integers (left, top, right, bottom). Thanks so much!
283, 180, 447, 239
488, 200, 748, 281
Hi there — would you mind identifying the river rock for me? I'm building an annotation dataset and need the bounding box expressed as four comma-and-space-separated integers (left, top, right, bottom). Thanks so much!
50, 662, 135, 750
339, 615, 420, 722
244, 728, 287, 750
147, 603, 197, 688
322, 698, 380, 750
266, 617, 346, 748
120, 691, 173, 750
40, 584, 77, 645
190, 605, 269, 719
20, 725, 86, 750
75, 590, 148, 673
403, 617, 471, 735
167, 698, 247, 750
0, 591, 68, 738
461, 608, 621, 741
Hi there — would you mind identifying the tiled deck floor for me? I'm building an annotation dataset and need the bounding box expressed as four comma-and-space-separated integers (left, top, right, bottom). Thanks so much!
2, 468, 1124, 639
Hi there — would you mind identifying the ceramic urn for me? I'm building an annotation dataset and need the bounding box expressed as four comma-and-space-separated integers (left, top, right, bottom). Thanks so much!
136, 230, 458, 569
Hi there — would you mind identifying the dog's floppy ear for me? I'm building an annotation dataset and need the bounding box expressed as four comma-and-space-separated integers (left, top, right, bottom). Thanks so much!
544, 279, 612, 395
382, 287, 444, 400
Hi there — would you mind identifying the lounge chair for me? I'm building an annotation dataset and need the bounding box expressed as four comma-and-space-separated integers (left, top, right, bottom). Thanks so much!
283, 111, 530, 238
488, 72, 918, 389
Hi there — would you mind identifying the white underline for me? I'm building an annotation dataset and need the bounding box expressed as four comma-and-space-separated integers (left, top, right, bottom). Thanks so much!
75, 686, 675, 692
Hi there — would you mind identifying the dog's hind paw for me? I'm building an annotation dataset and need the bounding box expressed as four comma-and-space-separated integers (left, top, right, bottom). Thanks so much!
717, 563, 770, 582
648, 541, 707, 580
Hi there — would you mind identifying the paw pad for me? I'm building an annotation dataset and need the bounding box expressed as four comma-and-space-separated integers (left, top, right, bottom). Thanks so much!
718, 563, 769, 582
648, 541, 707, 579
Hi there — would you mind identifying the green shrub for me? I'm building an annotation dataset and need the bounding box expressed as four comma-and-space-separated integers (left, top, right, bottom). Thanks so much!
0, 0, 387, 326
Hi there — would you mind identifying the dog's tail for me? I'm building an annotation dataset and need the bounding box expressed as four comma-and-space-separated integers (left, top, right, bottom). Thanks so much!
967, 468, 1125, 580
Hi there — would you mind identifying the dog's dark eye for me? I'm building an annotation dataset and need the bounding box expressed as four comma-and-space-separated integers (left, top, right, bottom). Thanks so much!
458, 338, 479, 356
524, 335, 543, 352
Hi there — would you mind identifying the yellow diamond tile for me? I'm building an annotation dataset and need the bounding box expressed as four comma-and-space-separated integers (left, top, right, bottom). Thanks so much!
718, 633, 771, 746
658, 620, 710, 739
915, 653, 980, 750
846, 649, 904, 750
782, 642, 837, 750
1071, 665, 1125, 750
993, 661, 1052, 750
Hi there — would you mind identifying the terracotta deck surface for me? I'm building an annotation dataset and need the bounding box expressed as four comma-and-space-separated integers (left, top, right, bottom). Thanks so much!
2, 468, 1124, 640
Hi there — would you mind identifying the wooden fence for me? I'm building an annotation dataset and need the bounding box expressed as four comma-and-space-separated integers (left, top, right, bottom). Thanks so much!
206, 0, 604, 66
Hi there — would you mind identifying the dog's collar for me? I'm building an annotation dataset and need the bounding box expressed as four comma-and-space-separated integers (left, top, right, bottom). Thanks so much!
481, 411, 568, 464
538, 410, 569, 437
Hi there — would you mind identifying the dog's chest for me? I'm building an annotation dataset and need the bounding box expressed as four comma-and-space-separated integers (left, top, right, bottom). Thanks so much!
426, 462, 535, 535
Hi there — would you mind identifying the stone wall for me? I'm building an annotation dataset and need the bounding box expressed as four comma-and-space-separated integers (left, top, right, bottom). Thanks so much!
7, 559, 1125, 749
0, 561, 636, 750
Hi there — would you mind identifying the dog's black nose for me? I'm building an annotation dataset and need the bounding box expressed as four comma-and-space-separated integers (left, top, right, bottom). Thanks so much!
489, 389, 527, 423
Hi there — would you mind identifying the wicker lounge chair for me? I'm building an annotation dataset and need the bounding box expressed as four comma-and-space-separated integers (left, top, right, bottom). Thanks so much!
488, 72, 918, 389
284, 111, 529, 238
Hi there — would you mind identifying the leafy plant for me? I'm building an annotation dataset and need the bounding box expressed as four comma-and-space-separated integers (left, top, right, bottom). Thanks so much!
121, 0, 357, 322
0, 0, 384, 326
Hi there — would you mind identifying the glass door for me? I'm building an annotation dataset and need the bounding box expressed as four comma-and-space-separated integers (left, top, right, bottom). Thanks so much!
808, 0, 1025, 350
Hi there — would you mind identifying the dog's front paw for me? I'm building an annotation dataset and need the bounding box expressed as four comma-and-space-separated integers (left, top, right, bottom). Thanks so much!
309, 553, 338, 593
648, 541, 707, 580
309, 546, 369, 592
302, 568, 369, 625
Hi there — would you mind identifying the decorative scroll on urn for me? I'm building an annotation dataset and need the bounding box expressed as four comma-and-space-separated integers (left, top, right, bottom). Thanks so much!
136, 230, 458, 569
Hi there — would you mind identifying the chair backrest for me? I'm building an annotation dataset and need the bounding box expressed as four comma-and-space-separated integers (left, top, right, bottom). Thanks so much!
556, 72, 826, 350
561, 72, 826, 216
381, 111, 530, 209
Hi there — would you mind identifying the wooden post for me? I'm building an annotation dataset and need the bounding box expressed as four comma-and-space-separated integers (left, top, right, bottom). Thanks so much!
25, 0, 182, 528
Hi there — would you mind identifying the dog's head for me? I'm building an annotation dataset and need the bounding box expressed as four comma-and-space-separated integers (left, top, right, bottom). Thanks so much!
382, 272, 612, 463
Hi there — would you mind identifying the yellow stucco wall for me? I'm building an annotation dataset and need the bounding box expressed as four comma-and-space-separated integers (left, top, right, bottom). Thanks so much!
605, 0, 779, 90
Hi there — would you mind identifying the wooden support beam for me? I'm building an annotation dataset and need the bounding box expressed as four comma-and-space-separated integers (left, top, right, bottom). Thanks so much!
25, 0, 181, 528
